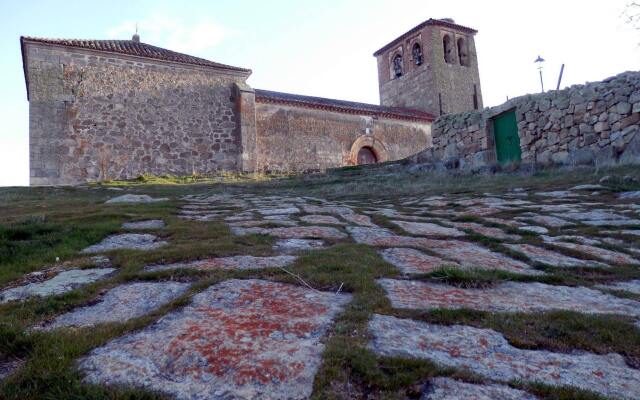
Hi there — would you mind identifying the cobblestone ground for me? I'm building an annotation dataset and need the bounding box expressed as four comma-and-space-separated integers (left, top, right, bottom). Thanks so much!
369, 314, 640, 400
4, 183, 640, 399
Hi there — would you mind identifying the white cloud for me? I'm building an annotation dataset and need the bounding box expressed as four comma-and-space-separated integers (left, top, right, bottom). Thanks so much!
106, 15, 230, 55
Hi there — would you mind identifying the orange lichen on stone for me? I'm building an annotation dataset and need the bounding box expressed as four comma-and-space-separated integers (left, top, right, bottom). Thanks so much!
79, 279, 351, 399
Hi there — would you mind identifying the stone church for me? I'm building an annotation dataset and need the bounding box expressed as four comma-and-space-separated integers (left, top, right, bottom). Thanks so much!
21, 18, 483, 185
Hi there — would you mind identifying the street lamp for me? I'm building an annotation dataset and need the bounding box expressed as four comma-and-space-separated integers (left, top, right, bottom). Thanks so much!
534, 55, 545, 92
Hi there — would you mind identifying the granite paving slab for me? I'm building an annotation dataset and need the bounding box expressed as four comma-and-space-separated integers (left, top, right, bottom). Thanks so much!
122, 220, 166, 230
179, 209, 229, 216
483, 217, 527, 228
105, 194, 169, 204
43, 282, 190, 329
570, 184, 606, 191
225, 212, 256, 222
299, 215, 345, 225
256, 207, 300, 216
377, 279, 640, 318
145, 255, 297, 272
380, 248, 460, 274
518, 226, 549, 235
446, 222, 520, 241
228, 220, 298, 228
232, 226, 347, 240
515, 214, 575, 228
348, 227, 541, 276
391, 221, 466, 237
79, 279, 351, 400
301, 204, 354, 215
550, 242, 639, 265
541, 235, 601, 246
459, 207, 504, 217
81, 234, 167, 253
558, 210, 640, 226
504, 244, 607, 268
0, 268, 116, 303
0, 358, 24, 381
273, 239, 326, 254
421, 377, 538, 400
620, 191, 640, 200
596, 280, 640, 295
534, 190, 580, 198
368, 314, 640, 400
340, 213, 377, 227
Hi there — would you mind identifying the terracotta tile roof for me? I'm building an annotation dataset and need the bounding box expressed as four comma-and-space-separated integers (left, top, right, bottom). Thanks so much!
374, 18, 478, 56
255, 89, 435, 122
20, 36, 251, 74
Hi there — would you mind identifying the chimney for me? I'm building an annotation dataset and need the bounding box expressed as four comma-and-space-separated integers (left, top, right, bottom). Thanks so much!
132, 33, 140, 43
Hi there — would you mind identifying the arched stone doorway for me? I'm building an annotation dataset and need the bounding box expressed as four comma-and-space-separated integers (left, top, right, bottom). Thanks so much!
357, 146, 377, 165
348, 136, 388, 166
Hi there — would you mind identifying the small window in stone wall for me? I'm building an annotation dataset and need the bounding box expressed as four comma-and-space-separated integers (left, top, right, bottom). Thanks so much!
457, 37, 469, 66
412, 43, 423, 66
392, 54, 403, 78
443, 34, 454, 64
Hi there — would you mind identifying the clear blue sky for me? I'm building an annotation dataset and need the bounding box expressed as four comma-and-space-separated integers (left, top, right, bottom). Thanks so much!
1, 0, 638, 186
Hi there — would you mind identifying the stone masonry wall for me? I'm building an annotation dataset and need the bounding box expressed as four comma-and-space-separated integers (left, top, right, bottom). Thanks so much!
412, 71, 640, 170
27, 43, 246, 185
255, 103, 431, 172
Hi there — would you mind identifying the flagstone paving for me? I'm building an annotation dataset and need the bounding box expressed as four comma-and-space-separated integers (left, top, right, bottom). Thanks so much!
380, 248, 460, 274
348, 227, 541, 275
79, 279, 351, 400
81, 233, 167, 253
515, 214, 575, 228
10, 184, 640, 398
273, 239, 326, 254
145, 255, 297, 272
368, 314, 640, 400
299, 215, 344, 225
339, 213, 377, 227
42, 282, 190, 329
391, 221, 466, 237
0, 268, 116, 303
105, 194, 169, 204
377, 279, 640, 318
504, 243, 608, 268
0, 358, 24, 381
549, 241, 639, 265
557, 210, 640, 226
445, 221, 520, 241
421, 377, 539, 400
597, 279, 640, 295
232, 226, 348, 240
121, 220, 166, 230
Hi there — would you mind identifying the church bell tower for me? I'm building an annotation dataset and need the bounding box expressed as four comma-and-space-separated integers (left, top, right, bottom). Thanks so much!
374, 18, 483, 117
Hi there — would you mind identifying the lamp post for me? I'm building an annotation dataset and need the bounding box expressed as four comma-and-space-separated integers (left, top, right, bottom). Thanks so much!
534, 55, 545, 92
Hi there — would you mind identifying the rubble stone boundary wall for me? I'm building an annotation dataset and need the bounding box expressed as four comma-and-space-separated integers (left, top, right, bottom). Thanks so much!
411, 71, 640, 170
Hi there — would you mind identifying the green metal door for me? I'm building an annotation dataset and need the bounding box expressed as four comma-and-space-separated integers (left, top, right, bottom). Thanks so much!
493, 110, 521, 164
